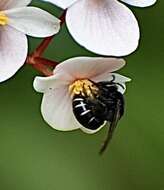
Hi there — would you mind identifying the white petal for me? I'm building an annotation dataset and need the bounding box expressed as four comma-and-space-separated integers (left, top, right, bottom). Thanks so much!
0, 26, 27, 82
92, 73, 131, 94
121, 0, 157, 7
0, 0, 31, 10
110, 73, 131, 94
34, 57, 125, 93
66, 0, 139, 56
80, 123, 106, 134
34, 56, 129, 132
111, 73, 131, 83
54, 57, 125, 80
92, 72, 131, 83
42, 0, 78, 9
5, 7, 60, 37
41, 86, 81, 131
33, 73, 70, 93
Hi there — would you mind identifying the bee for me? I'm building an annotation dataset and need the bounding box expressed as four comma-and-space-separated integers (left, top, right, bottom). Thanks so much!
72, 75, 125, 154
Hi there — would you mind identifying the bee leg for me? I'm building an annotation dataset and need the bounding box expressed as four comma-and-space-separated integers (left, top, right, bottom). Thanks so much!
99, 100, 121, 155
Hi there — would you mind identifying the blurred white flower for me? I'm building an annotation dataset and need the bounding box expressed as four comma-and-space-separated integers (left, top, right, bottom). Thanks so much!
34, 57, 131, 134
42, 0, 156, 56
0, 0, 60, 82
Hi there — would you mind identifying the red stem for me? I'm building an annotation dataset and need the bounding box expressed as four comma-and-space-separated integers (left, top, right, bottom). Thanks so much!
26, 56, 58, 76
32, 63, 53, 76
33, 36, 54, 57
33, 57, 58, 67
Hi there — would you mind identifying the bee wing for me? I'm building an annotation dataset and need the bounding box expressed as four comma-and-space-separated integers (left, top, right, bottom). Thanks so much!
99, 100, 121, 155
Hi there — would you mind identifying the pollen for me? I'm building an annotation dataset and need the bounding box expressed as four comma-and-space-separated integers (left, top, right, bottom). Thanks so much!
69, 79, 99, 98
0, 12, 9, 26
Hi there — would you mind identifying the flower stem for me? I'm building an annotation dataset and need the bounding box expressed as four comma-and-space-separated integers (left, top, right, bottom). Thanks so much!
33, 57, 58, 67
32, 63, 53, 76
26, 56, 56, 76
33, 36, 54, 57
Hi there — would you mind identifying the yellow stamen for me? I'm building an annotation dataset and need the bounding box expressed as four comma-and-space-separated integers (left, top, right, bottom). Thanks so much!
69, 79, 98, 98
0, 12, 9, 26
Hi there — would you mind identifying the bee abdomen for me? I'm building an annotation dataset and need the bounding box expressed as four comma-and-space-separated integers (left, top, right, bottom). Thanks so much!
72, 96, 104, 130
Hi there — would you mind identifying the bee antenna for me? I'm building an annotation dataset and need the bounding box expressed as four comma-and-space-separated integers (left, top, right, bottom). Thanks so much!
111, 74, 116, 82
99, 100, 121, 155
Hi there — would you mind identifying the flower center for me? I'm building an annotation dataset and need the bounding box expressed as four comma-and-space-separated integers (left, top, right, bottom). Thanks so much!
0, 12, 8, 26
69, 79, 98, 98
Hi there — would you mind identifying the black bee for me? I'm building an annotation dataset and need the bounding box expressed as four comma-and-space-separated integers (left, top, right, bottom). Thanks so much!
72, 75, 125, 154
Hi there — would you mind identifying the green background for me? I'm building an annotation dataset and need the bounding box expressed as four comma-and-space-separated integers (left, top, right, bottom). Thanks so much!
0, 1, 163, 189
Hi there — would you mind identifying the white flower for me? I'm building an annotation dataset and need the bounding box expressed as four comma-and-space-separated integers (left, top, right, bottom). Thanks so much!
33, 56, 131, 134
0, 0, 60, 82
42, 0, 156, 56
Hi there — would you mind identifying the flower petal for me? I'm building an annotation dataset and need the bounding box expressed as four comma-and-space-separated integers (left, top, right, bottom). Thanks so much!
34, 56, 129, 132
33, 73, 70, 93
66, 0, 139, 56
5, 7, 60, 37
54, 57, 125, 81
80, 123, 106, 134
111, 73, 131, 83
92, 73, 131, 94
34, 57, 125, 93
41, 86, 81, 131
0, 0, 31, 10
121, 0, 157, 7
91, 72, 129, 83
0, 25, 27, 82
42, 0, 78, 9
